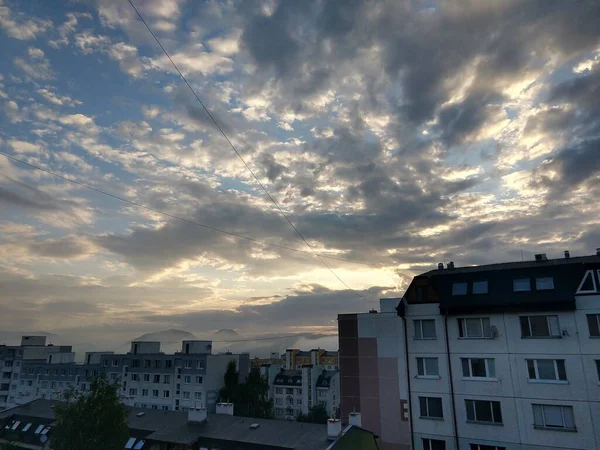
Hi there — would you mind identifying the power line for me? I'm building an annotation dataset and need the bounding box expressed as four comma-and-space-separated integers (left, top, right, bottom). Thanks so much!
0, 151, 372, 267
127, 0, 363, 296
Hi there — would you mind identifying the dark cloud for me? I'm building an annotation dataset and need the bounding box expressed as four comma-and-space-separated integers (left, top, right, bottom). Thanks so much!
27, 237, 92, 259
0, 185, 60, 210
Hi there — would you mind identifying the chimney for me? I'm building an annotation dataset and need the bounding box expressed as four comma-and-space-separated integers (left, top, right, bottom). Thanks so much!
327, 418, 342, 440
349, 411, 362, 427
437, 262, 444, 270
564, 250, 570, 259
534, 253, 548, 262
216, 402, 234, 416
188, 406, 207, 423
447, 261, 455, 270
596, 248, 600, 256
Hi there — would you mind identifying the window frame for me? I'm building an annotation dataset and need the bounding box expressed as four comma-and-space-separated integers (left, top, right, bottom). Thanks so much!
532, 404, 576, 431
513, 278, 531, 292
422, 438, 446, 450
469, 445, 506, 450
458, 317, 492, 339
520, 315, 561, 338
587, 314, 600, 338
414, 319, 437, 340
595, 360, 600, 382
461, 358, 496, 380
465, 399, 503, 425
472, 281, 488, 295
526, 359, 567, 383
418, 396, 444, 420
416, 357, 440, 378
452, 282, 468, 296
535, 277, 554, 291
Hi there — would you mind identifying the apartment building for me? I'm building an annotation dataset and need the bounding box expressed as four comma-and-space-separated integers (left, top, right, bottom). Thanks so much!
7, 339, 249, 414
0, 336, 74, 411
285, 349, 339, 371
339, 251, 600, 450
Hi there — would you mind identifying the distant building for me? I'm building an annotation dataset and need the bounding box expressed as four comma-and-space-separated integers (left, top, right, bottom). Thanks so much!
2, 338, 249, 414
285, 349, 339, 370
339, 251, 600, 450
251, 352, 284, 369
0, 398, 329, 449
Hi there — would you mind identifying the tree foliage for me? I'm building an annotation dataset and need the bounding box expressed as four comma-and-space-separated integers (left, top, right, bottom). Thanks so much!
296, 403, 329, 424
52, 373, 129, 450
219, 361, 274, 419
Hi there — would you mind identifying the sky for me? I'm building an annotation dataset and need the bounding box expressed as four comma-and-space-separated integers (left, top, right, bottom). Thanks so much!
0, 0, 599, 351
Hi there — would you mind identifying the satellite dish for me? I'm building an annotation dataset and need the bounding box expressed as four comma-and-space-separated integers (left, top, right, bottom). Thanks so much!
40, 435, 48, 443
490, 325, 499, 338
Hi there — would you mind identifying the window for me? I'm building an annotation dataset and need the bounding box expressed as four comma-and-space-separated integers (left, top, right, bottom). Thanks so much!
27, 380, 32, 387
153, 375, 160, 383
532, 404, 575, 430
419, 396, 443, 419
131, 374, 139, 382
197, 361, 204, 370
58, 382, 63, 388
276, 408, 283, 415
144, 360, 151, 368
461, 358, 496, 379
183, 391, 190, 399
414, 319, 436, 339
154, 360, 162, 369
422, 439, 446, 450
184, 375, 191, 384
275, 388, 283, 394
165, 360, 172, 368
596, 360, 600, 381
297, 398, 302, 405
465, 400, 502, 424
473, 281, 488, 294
151, 389, 158, 398
112, 360, 119, 367
416, 357, 439, 377
184, 360, 192, 369
132, 359, 141, 368
102, 360, 108, 367
536, 277, 554, 290
194, 392, 202, 400
416, 286, 425, 302
195, 376, 203, 384
143, 374, 150, 382
577, 270, 597, 293
41, 381, 47, 388
163, 390, 170, 398
520, 315, 560, 338
142, 389, 148, 397
514, 279, 531, 291
129, 388, 137, 396
20, 380, 24, 386
458, 318, 491, 338
587, 314, 600, 337
469, 445, 506, 450
452, 282, 468, 295
296, 388, 302, 395
286, 388, 294, 394
275, 398, 283, 405
51, 382, 56, 388
164, 375, 170, 383
526, 359, 567, 381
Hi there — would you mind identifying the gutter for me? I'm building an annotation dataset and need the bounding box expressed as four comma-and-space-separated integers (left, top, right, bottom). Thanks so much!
443, 312, 460, 450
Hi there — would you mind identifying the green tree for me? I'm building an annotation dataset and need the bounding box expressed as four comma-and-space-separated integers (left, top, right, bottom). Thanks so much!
52, 373, 129, 450
219, 362, 274, 419
296, 403, 329, 424
0, 431, 21, 450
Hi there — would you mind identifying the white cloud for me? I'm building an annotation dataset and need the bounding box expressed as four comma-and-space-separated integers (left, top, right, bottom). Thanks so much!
0, 0, 52, 40
149, 44, 234, 76
207, 33, 241, 56
58, 114, 94, 127
8, 139, 43, 154
142, 105, 160, 119
37, 88, 81, 107
108, 42, 145, 78
242, 107, 271, 122
74, 31, 111, 54
277, 121, 293, 131
13, 47, 54, 80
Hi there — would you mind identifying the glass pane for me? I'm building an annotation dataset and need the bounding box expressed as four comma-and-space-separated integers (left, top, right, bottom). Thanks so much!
543, 405, 564, 427
482, 318, 491, 337
492, 401, 502, 423
419, 397, 427, 416
530, 316, 550, 337
428, 398, 443, 418
466, 319, 483, 338
596, 360, 600, 381
452, 283, 467, 295
471, 359, 486, 377
536, 277, 554, 290
548, 316, 560, 336
417, 358, 424, 376
563, 406, 575, 429
579, 271, 595, 292
527, 360, 536, 379
556, 360, 567, 380
425, 358, 439, 376
431, 440, 446, 450
520, 316, 531, 337
587, 315, 600, 337
458, 319, 465, 337
461, 359, 470, 377
473, 281, 488, 294
422, 320, 436, 338
514, 279, 531, 291
487, 359, 496, 378
414, 321, 422, 339
536, 360, 556, 380
465, 400, 475, 421
475, 400, 493, 422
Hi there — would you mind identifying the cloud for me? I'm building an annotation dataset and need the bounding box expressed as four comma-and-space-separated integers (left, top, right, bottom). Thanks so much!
8, 139, 43, 154
108, 42, 145, 78
13, 47, 54, 80
26, 236, 95, 259
58, 113, 95, 127
37, 88, 82, 107
0, 0, 52, 40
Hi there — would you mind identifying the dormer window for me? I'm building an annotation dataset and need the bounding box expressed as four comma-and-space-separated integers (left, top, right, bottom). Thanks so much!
472, 281, 488, 294
452, 283, 467, 295
513, 279, 531, 292
536, 277, 554, 290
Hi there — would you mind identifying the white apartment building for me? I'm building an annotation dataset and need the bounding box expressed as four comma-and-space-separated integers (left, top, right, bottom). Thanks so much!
10, 339, 249, 414
339, 251, 600, 450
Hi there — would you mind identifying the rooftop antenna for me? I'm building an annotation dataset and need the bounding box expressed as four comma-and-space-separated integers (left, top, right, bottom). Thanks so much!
520, 246, 524, 261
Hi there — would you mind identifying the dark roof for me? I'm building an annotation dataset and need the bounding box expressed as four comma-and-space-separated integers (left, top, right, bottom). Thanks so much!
326, 425, 379, 450
406, 254, 600, 314
274, 369, 302, 385
0, 399, 327, 450
316, 371, 337, 388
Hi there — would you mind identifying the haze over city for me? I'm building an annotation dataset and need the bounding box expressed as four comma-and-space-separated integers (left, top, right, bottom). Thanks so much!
1, 0, 599, 353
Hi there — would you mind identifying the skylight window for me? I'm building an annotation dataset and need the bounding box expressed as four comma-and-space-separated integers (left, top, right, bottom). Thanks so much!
34, 424, 44, 434
125, 437, 136, 449
452, 282, 468, 295
133, 440, 145, 450
22, 423, 32, 432
11, 421, 20, 430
